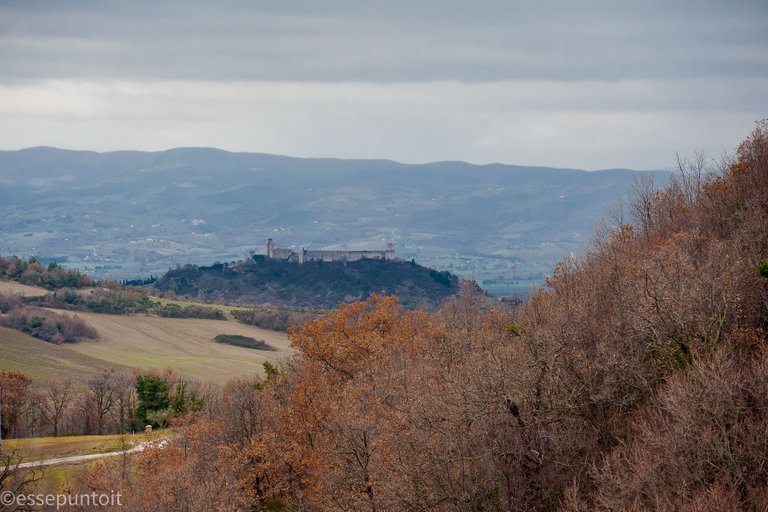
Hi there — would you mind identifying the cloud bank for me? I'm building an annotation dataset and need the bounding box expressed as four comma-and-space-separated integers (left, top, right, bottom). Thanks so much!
1, 0, 765, 169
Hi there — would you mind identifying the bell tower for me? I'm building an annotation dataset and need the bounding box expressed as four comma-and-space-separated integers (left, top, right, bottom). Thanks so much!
385, 242, 395, 260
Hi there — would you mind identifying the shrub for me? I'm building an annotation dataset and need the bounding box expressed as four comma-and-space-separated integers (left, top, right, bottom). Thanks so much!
30, 287, 153, 315
231, 307, 317, 332
0, 293, 22, 313
213, 334, 275, 351
0, 306, 97, 343
758, 259, 768, 278
154, 303, 226, 320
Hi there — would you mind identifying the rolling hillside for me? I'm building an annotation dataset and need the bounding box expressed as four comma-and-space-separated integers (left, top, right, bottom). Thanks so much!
0, 279, 51, 297
0, 326, 128, 383
64, 311, 290, 382
0, 281, 291, 384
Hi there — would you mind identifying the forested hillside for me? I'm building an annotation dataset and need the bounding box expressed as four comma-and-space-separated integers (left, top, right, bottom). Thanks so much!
6, 124, 768, 511
153, 257, 460, 309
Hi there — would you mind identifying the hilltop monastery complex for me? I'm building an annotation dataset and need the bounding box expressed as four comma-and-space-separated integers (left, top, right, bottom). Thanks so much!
264, 238, 395, 264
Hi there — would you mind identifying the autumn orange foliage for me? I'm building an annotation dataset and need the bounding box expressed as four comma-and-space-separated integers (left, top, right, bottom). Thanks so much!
69, 121, 768, 511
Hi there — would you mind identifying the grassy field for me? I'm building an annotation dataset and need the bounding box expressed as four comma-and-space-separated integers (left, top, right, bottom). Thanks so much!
0, 280, 50, 297
2, 431, 171, 494
64, 311, 291, 382
0, 280, 292, 384
3, 430, 170, 463
0, 327, 130, 382
35, 461, 90, 494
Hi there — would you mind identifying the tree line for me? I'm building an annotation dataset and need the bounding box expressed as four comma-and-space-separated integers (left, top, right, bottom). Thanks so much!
0, 286, 229, 345
0, 368, 213, 440
0, 258, 92, 290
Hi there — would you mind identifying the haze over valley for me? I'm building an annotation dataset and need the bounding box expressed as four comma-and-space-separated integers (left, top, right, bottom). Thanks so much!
0, 147, 666, 295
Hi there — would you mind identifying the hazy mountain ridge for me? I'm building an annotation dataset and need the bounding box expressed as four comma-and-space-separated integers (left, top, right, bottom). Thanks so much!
0, 147, 667, 295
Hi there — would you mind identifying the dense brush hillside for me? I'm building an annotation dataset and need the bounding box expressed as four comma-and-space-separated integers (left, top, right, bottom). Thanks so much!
153, 257, 461, 309
30, 123, 768, 511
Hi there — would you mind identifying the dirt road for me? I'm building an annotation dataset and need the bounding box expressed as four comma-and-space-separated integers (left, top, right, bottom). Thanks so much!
4, 439, 168, 470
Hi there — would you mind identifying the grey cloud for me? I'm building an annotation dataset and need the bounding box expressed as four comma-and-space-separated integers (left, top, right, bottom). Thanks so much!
0, 78, 760, 169
0, 0, 765, 169
1, 0, 766, 83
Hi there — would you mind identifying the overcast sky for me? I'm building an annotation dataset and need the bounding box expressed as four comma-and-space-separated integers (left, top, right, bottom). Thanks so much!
1, 0, 766, 170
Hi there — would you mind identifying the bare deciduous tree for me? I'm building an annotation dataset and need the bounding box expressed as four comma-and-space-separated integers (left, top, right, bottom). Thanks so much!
41, 379, 72, 437
88, 368, 118, 435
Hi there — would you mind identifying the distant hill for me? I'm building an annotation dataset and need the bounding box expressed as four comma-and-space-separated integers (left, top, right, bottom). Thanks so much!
153, 257, 460, 309
0, 147, 667, 295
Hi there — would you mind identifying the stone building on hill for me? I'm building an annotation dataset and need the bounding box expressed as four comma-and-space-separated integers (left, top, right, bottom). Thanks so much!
264, 238, 395, 264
